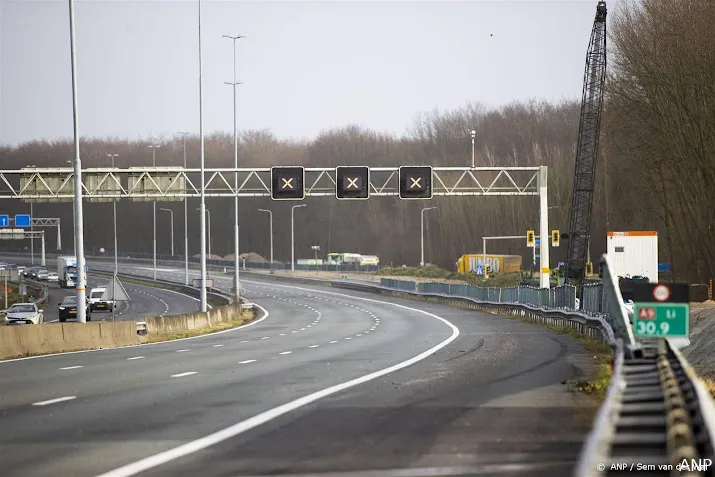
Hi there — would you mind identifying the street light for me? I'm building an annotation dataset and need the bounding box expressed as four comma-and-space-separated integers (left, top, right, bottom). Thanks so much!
223, 33, 245, 300
160, 208, 174, 256
148, 143, 160, 280
257, 208, 273, 266
25, 165, 35, 264
197, 207, 211, 258
197, 0, 208, 312
107, 154, 119, 274
177, 132, 190, 285
470, 130, 476, 168
311, 245, 320, 262
291, 204, 307, 271
68, 0, 87, 323
420, 207, 437, 266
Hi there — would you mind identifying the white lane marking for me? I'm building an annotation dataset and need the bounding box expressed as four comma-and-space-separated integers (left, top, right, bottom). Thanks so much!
32, 396, 77, 406
126, 356, 145, 361
344, 337, 352, 340
329, 340, 338, 344
292, 331, 298, 333
356, 334, 363, 337
171, 372, 197, 378
279, 333, 285, 336
59, 366, 83, 370
309, 345, 319, 348
176, 349, 191, 353
279, 351, 292, 355
0, 303, 270, 364
300, 328, 306, 331
212, 344, 223, 348
238, 359, 256, 364
94, 285, 460, 477
260, 336, 270, 340
240, 340, 250, 343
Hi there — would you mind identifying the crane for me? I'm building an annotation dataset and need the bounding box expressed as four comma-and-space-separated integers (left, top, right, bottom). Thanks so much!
564, 0, 608, 298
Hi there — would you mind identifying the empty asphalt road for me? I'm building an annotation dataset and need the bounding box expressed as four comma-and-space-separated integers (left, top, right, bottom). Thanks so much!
0, 260, 598, 477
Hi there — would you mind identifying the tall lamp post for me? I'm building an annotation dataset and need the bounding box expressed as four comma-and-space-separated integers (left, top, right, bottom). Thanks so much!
160, 208, 174, 256
291, 204, 306, 271
197, 0, 208, 312
107, 154, 119, 274
68, 0, 87, 323
148, 143, 160, 280
420, 207, 437, 266
197, 207, 211, 258
177, 132, 190, 285
258, 208, 273, 266
223, 33, 244, 300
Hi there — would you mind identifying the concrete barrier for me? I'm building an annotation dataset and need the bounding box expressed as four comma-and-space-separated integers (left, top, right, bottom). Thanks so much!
144, 303, 247, 335
0, 321, 140, 360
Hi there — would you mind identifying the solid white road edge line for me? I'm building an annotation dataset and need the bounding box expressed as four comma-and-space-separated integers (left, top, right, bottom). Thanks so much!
32, 396, 77, 406
171, 372, 197, 378
93, 289, 460, 477
0, 304, 270, 364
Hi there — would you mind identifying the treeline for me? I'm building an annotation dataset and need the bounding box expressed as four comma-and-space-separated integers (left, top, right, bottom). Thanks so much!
0, 0, 712, 283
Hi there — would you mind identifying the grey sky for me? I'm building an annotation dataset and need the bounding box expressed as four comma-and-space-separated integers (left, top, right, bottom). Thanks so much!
0, 0, 619, 146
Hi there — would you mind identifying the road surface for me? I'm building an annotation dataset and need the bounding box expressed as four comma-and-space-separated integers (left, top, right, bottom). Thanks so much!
0, 266, 598, 477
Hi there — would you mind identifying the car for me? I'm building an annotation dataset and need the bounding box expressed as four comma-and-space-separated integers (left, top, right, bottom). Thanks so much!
4, 303, 44, 325
58, 295, 92, 322
36, 270, 49, 281
47, 272, 59, 282
89, 287, 115, 311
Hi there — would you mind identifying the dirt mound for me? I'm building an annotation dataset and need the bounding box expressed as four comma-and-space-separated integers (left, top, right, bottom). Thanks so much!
222, 252, 268, 263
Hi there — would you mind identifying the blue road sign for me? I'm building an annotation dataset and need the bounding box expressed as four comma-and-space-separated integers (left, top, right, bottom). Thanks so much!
535, 254, 541, 259
475, 265, 484, 276
15, 214, 31, 227
0, 215, 8, 227
535, 238, 541, 245
658, 263, 672, 272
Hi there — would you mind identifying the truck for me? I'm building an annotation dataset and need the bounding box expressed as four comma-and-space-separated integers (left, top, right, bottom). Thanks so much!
57, 256, 78, 288
606, 231, 658, 282
359, 255, 380, 266
327, 253, 363, 265
457, 254, 522, 275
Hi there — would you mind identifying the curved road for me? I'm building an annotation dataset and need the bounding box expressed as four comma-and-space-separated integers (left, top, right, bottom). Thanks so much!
40, 275, 200, 323
0, 265, 597, 477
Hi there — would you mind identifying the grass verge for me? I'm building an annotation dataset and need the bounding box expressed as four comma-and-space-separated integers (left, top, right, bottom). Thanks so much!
375, 265, 523, 287
144, 309, 256, 343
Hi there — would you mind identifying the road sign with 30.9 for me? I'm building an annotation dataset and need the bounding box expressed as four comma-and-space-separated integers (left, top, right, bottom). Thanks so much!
633, 302, 689, 338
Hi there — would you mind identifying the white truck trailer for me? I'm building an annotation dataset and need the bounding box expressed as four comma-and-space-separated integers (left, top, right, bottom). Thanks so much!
607, 231, 658, 282
57, 256, 78, 288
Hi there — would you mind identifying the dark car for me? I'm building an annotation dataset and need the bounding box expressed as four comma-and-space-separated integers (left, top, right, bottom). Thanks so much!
58, 295, 92, 322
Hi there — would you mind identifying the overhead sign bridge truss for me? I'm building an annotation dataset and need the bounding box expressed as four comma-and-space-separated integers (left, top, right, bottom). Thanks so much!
2, 166, 541, 201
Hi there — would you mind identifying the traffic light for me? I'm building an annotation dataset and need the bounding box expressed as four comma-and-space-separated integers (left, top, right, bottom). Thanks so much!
485, 264, 491, 278
586, 262, 593, 275
526, 230, 535, 247
335, 166, 370, 200
552, 230, 560, 247
271, 166, 305, 200
399, 166, 433, 199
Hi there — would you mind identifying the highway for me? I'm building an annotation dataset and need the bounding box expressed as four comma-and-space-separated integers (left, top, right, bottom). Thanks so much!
0, 258, 598, 477
39, 275, 200, 323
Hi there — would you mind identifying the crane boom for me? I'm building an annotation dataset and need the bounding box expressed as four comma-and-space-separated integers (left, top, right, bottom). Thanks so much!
564, 1, 607, 296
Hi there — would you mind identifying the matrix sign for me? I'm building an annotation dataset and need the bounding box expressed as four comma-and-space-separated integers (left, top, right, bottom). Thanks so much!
398, 166, 432, 199
336, 166, 369, 200
270, 166, 305, 201
632, 282, 689, 339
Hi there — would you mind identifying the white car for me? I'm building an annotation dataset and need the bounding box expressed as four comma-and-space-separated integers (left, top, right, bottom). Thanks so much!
89, 287, 116, 311
47, 272, 59, 282
4, 303, 44, 325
